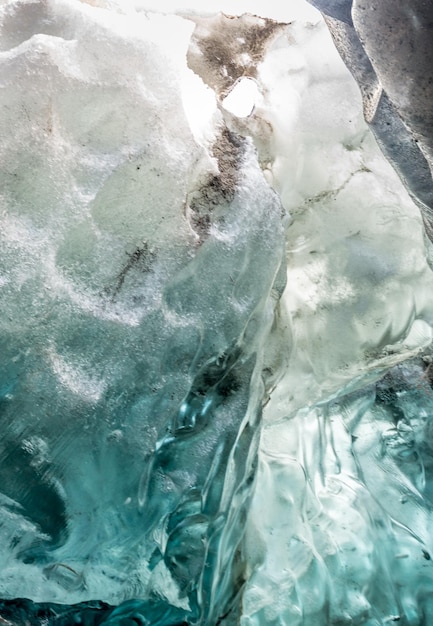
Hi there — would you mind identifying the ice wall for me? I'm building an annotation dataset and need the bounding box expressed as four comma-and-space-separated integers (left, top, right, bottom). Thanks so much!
0, 2, 286, 621
0, 0, 433, 625
309, 0, 433, 241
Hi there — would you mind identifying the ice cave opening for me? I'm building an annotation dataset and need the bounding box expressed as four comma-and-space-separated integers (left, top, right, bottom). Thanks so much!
221, 78, 259, 118
0, 0, 433, 624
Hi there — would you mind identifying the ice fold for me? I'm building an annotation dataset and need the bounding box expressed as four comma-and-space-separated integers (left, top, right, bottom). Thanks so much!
310, 0, 433, 241
0, 1, 285, 621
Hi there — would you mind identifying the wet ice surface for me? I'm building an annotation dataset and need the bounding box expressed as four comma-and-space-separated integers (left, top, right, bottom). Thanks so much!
1, 0, 433, 624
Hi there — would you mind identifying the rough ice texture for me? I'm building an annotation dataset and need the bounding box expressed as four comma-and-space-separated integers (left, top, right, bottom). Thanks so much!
1, 1, 433, 625
0, 2, 286, 621
310, 0, 433, 241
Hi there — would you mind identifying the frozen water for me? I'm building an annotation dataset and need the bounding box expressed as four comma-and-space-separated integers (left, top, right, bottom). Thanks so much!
0, 1, 433, 625
311, 0, 433, 240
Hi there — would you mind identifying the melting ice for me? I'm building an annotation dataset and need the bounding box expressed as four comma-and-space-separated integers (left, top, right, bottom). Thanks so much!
0, 0, 433, 624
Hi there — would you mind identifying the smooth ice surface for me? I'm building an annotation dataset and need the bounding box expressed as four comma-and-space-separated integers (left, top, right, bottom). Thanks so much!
310, 0, 433, 240
1, 1, 433, 625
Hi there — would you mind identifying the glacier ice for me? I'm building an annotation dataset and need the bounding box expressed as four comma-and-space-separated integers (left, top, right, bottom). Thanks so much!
310, 0, 433, 240
0, 0, 433, 625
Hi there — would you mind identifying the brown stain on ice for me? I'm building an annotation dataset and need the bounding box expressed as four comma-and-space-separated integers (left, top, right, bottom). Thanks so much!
187, 128, 247, 241
185, 13, 289, 241
187, 13, 288, 99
